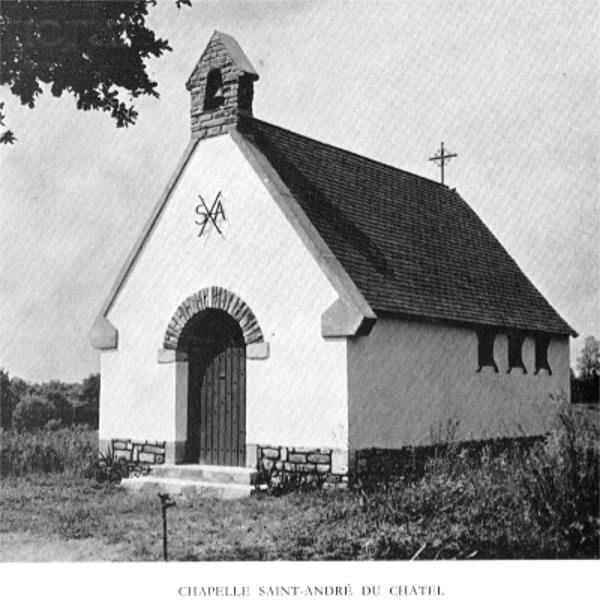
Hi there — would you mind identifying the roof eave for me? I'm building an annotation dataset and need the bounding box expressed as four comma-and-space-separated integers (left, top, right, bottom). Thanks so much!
373, 308, 577, 338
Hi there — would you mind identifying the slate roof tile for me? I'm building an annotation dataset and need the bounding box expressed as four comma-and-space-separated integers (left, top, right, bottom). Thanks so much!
243, 118, 575, 336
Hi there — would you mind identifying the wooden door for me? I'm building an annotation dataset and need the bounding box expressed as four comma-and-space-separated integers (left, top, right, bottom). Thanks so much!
187, 339, 246, 466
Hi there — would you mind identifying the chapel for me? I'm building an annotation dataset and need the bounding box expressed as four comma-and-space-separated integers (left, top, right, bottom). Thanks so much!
90, 32, 575, 491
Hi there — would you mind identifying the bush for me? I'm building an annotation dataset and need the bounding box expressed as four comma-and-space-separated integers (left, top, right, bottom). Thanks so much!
45, 419, 62, 431
43, 389, 74, 426
522, 399, 599, 556
0, 426, 98, 477
73, 406, 99, 428
254, 458, 327, 496
335, 399, 599, 560
12, 395, 57, 431
345, 444, 540, 559
87, 446, 140, 484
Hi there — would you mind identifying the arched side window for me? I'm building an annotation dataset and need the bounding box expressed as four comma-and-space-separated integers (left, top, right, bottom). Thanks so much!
477, 329, 498, 373
534, 334, 552, 375
507, 332, 527, 373
204, 69, 224, 111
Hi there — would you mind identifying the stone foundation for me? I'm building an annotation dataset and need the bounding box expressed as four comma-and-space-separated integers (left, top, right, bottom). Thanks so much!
105, 438, 167, 465
355, 435, 546, 484
257, 445, 348, 488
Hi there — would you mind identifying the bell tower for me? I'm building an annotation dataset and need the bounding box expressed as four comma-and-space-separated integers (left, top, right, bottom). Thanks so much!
186, 31, 259, 139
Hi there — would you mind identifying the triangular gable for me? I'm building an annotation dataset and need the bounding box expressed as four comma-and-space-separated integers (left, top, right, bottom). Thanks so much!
89, 132, 376, 349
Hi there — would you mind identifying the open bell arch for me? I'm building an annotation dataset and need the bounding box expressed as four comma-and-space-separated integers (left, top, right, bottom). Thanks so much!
163, 286, 266, 352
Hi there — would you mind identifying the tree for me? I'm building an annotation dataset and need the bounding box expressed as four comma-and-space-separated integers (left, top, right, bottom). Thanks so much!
9, 376, 31, 402
75, 372, 100, 427
1, 0, 191, 143
573, 336, 600, 404
43, 388, 74, 425
13, 394, 57, 431
0, 369, 18, 428
576, 336, 600, 380
79, 372, 100, 410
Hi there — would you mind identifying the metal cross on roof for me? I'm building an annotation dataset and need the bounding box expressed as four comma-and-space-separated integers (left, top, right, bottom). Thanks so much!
429, 142, 457, 186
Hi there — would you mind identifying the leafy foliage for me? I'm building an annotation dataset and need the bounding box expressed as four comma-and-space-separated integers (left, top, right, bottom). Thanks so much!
0, 101, 16, 143
9, 376, 30, 401
0, 0, 191, 142
79, 373, 100, 412
572, 335, 599, 403
42, 388, 73, 425
522, 399, 599, 554
254, 458, 327, 496
0, 369, 100, 430
577, 336, 600, 380
87, 444, 150, 484
12, 394, 57, 431
0, 369, 18, 428
338, 444, 544, 560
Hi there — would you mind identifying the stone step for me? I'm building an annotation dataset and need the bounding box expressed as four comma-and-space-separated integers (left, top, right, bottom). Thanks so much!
121, 477, 253, 500
148, 464, 258, 485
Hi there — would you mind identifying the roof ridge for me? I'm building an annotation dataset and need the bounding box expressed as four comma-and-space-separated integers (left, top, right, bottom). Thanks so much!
247, 116, 446, 189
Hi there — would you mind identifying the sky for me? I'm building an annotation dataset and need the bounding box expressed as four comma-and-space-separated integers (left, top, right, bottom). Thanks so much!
0, 0, 598, 382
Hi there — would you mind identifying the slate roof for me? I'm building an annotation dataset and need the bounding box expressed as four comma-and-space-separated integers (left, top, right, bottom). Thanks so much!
243, 118, 575, 336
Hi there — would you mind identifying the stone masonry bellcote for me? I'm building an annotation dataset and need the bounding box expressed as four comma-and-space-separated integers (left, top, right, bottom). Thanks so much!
186, 31, 260, 140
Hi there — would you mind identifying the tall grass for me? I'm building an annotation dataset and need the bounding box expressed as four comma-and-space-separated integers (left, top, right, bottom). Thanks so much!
0, 426, 97, 478
0, 400, 597, 560
345, 398, 599, 559
522, 399, 599, 555
343, 444, 541, 559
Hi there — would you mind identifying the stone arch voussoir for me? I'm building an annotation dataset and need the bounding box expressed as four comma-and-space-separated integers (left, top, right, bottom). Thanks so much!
163, 286, 265, 351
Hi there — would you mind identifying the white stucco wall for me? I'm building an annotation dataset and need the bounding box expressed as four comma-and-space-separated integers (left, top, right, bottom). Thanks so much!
347, 318, 570, 449
100, 134, 348, 451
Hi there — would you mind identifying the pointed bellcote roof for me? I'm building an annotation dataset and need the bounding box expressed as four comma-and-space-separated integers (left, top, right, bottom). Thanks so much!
186, 31, 259, 140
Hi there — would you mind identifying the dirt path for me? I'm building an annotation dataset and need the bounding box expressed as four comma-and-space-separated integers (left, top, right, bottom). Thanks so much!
0, 532, 131, 562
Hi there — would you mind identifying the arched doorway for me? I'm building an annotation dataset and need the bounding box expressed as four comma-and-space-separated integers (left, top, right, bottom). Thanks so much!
179, 309, 246, 466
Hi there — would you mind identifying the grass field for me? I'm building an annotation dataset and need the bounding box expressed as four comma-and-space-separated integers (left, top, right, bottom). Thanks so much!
1, 402, 598, 562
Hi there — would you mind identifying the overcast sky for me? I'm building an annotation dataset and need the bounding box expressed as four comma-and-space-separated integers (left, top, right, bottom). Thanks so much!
0, 0, 598, 382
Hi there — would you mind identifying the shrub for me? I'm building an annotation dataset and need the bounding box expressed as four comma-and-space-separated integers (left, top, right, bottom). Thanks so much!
342, 405, 599, 560
87, 446, 139, 484
45, 419, 62, 431
348, 443, 539, 559
43, 389, 74, 426
522, 398, 599, 556
12, 395, 57, 431
73, 405, 99, 428
254, 458, 326, 496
